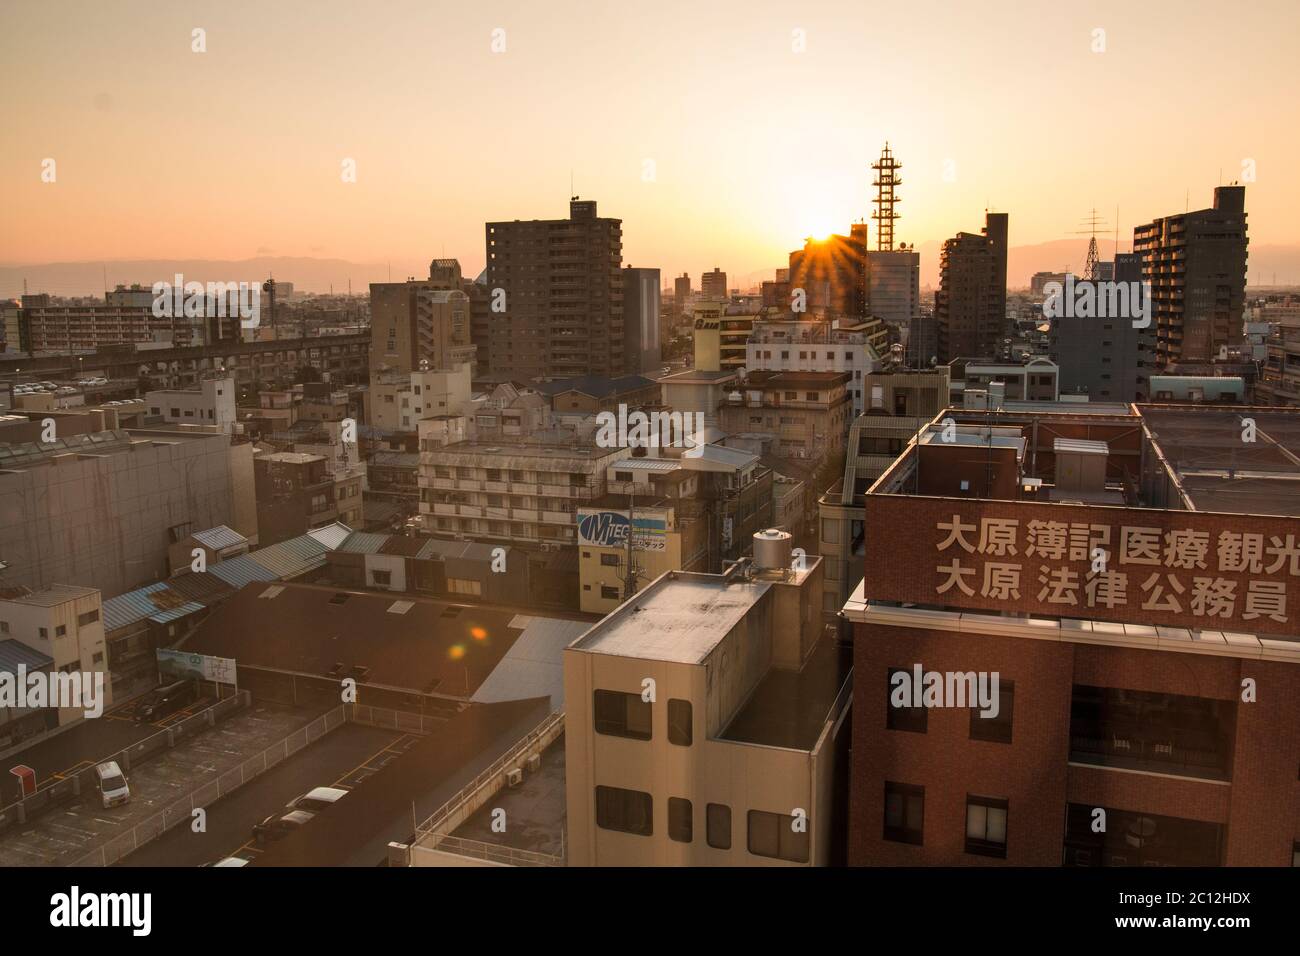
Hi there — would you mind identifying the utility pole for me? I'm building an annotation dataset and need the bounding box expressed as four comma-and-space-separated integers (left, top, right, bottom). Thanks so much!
623, 490, 640, 600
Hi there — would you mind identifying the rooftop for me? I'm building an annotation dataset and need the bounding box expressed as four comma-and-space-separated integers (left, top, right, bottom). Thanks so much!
185, 582, 528, 696
0, 584, 99, 608
0, 639, 54, 675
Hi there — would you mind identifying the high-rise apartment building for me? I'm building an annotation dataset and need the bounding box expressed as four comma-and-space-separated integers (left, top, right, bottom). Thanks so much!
368, 259, 473, 382
1133, 185, 1248, 367
789, 225, 868, 318
935, 212, 1009, 363
485, 198, 625, 382
673, 273, 692, 310
623, 267, 661, 374
700, 267, 728, 301
1048, 253, 1153, 401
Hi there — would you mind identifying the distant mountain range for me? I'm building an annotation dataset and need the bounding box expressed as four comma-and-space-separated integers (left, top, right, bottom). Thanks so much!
4, 241, 1299, 300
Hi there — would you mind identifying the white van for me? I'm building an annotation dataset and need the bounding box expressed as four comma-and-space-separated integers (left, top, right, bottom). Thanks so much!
95, 761, 131, 808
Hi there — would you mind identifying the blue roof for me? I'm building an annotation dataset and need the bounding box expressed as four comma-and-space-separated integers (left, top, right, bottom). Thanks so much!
247, 535, 328, 578
338, 532, 390, 555
0, 639, 53, 675
103, 581, 206, 632
208, 554, 280, 589
192, 525, 249, 551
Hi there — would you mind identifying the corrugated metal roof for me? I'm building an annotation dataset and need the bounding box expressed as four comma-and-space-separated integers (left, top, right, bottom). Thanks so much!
306, 522, 353, 550
166, 572, 235, 604
337, 532, 390, 555
192, 525, 249, 551
208, 554, 280, 589
148, 601, 206, 625
471, 617, 590, 709
102, 581, 203, 632
0, 638, 54, 675
611, 458, 680, 471
248, 536, 328, 579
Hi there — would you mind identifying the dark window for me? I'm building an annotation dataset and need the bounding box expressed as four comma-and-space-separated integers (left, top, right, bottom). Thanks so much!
594, 785, 652, 836
706, 803, 731, 849
747, 810, 809, 863
668, 699, 692, 746
593, 689, 652, 740
599, 553, 620, 567
970, 679, 1014, 743
887, 668, 927, 733
668, 797, 692, 843
55, 625, 66, 637
965, 795, 1008, 858
600, 585, 620, 600
371, 570, 391, 586
884, 782, 924, 845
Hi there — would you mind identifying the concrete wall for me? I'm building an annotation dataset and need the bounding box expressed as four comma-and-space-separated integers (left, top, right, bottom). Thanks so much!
0, 435, 241, 597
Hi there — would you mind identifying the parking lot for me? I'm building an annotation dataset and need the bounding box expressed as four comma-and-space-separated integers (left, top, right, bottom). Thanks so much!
0, 700, 327, 866
118, 724, 419, 867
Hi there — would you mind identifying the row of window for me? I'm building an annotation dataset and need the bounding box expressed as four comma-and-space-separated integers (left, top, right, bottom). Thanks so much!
886, 670, 1015, 744
885, 783, 1008, 858
0, 608, 99, 640
594, 689, 691, 745
594, 786, 809, 862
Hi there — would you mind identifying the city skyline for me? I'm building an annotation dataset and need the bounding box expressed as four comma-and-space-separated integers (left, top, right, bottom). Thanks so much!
4, 0, 1300, 285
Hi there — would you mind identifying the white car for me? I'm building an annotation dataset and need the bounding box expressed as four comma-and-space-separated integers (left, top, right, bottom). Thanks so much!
95, 761, 131, 809
288, 786, 348, 813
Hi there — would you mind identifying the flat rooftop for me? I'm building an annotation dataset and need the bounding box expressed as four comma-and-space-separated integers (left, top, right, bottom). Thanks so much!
1139, 405, 1300, 516
449, 736, 567, 859
438, 439, 608, 460
570, 566, 817, 664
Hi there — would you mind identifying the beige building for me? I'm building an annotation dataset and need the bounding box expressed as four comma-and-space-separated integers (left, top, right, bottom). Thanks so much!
576, 496, 708, 614
0, 585, 110, 727
418, 440, 623, 546
370, 363, 473, 432
563, 534, 850, 866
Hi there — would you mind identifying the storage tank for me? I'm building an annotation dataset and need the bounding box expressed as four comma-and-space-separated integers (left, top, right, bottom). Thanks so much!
752, 528, 793, 571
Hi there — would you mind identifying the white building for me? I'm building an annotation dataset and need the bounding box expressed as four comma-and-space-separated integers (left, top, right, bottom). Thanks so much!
744, 318, 882, 415
146, 376, 237, 432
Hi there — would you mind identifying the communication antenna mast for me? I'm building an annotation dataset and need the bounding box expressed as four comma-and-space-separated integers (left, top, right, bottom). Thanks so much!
1072, 208, 1108, 280
871, 143, 902, 253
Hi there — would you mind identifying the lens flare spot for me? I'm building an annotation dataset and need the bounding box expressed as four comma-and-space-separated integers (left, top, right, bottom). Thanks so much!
448, 644, 466, 661
470, 626, 488, 641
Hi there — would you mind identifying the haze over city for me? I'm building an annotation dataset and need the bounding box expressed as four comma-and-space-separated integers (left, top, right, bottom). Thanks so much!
4, 0, 1300, 287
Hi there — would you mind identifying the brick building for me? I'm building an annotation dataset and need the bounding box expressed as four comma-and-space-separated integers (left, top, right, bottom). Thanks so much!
844, 403, 1300, 867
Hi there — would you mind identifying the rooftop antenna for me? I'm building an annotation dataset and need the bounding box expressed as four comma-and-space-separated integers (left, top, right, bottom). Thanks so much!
1071, 208, 1108, 280
871, 142, 902, 252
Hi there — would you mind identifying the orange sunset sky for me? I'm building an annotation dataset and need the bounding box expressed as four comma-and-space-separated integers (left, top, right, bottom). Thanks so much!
2, 0, 1298, 286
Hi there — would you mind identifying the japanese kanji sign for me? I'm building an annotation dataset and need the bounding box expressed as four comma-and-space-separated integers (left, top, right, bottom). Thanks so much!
864, 498, 1300, 636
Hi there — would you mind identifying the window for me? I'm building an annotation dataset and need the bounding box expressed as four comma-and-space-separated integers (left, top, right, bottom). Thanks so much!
593, 689, 651, 740
615, 471, 633, 482
970, 679, 1014, 743
668, 699, 692, 746
599, 553, 620, 567
55, 625, 66, 637
883, 782, 924, 845
38, 627, 48, 640
594, 786, 652, 836
805, 392, 818, 401
668, 797, 692, 843
965, 796, 1008, 858
747, 810, 809, 863
887, 668, 927, 733
0, 621, 7, 634
707, 803, 731, 849
600, 585, 620, 600
371, 570, 392, 586
92, 651, 104, 665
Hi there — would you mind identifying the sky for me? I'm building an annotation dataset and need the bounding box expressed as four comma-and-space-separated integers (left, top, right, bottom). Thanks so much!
2, 0, 1298, 285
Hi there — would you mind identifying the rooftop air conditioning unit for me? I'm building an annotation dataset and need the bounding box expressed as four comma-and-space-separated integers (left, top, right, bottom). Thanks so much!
525, 754, 542, 774
506, 768, 524, 788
